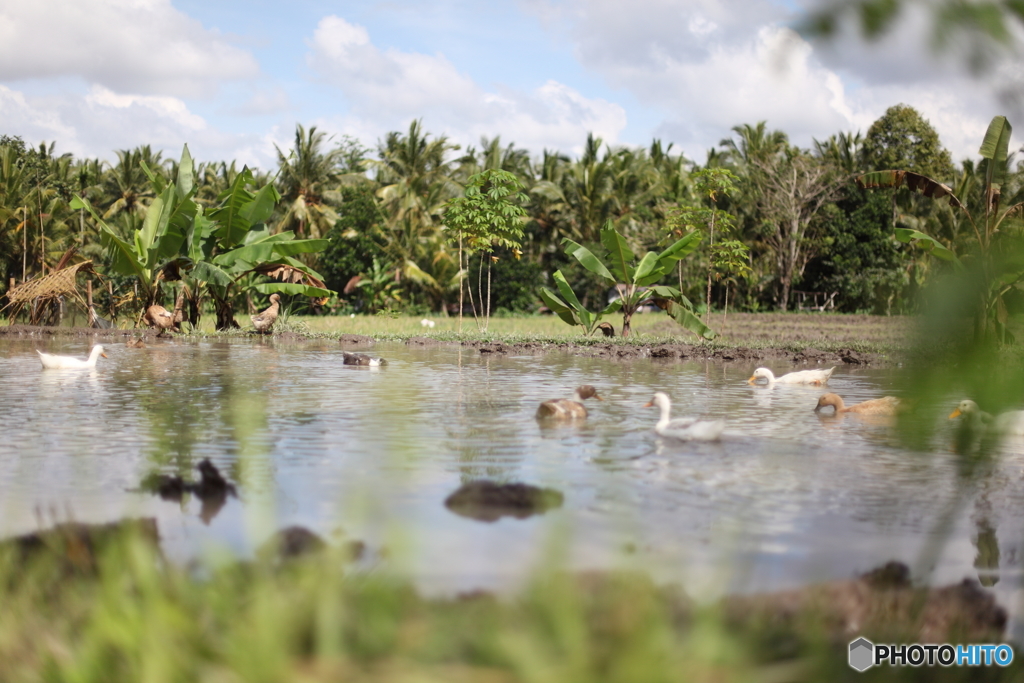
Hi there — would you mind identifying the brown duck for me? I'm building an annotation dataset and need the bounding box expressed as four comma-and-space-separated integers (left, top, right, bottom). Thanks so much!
814, 393, 901, 416
251, 293, 281, 334
144, 305, 175, 335
536, 385, 603, 420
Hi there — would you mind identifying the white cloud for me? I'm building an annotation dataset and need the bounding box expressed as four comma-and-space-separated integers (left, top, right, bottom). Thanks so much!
0, 0, 258, 97
526, 0, 1013, 162
305, 15, 626, 155
0, 83, 278, 169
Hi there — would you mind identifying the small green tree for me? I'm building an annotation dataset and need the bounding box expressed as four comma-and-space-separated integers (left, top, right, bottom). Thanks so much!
709, 239, 751, 320
443, 169, 527, 331
666, 168, 739, 324
541, 221, 715, 339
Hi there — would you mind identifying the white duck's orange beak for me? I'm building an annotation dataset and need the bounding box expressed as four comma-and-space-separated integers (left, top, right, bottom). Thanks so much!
101, 353, 108, 358
747, 376, 757, 384
642, 400, 653, 408
949, 408, 962, 419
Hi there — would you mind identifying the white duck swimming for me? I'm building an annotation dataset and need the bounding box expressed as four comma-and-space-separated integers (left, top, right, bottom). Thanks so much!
643, 392, 725, 441
37, 344, 107, 369
749, 366, 835, 386
949, 399, 1024, 436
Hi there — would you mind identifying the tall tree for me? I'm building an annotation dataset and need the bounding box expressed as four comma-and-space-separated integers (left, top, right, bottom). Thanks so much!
862, 104, 954, 179
275, 124, 345, 240
368, 120, 462, 310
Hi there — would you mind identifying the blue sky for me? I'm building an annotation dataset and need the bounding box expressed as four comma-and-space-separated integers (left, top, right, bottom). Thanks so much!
0, 0, 1015, 170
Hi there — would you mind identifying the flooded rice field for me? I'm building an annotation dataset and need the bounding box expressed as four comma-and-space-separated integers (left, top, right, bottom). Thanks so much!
2, 336, 1023, 635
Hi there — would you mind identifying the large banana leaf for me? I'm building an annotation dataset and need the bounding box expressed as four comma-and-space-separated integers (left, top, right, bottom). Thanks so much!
647, 285, 716, 339
979, 115, 1012, 198
211, 168, 260, 246
252, 282, 332, 298
72, 195, 151, 284
563, 238, 616, 284
539, 287, 582, 328
856, 170, 965, 210
893, 228, 963, 269
539, 270, 621, 334
552, 269, 586, 313
600, 221, 635, 282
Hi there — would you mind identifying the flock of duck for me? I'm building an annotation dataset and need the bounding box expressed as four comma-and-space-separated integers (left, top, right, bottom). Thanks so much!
534, 364, 1024, 443
32, 339, 1022, 442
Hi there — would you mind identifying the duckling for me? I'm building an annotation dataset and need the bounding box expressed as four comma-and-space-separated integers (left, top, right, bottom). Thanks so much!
251, 293, 281, 334
125, 337, 146, 349
144, 305, 175, 336
596, 322, 615, 337
644, 392, 725, 441
749, 366, 835, 386
815, 393, 900, 416
536, 385, 602, 420
342, 352, 387, 366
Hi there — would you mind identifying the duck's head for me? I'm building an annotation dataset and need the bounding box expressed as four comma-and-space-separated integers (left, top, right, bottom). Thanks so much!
92, 344, 108, 358
269, 294, 282, 304
748, 367, 773, 384
575, 385, 602, 401
949, 399, 979, 419
643, 392, 671, 410
814, 393, 843, 413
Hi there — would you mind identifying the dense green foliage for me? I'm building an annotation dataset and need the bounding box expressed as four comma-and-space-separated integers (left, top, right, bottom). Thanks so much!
4, 105, 1014, 324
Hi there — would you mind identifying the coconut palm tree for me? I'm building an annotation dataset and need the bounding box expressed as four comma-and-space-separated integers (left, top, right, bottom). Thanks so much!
275, 124, 345, 240
367, 120, 462, 309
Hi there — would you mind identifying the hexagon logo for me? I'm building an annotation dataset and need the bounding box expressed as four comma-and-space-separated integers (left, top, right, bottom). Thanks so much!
849, 637, 874, 672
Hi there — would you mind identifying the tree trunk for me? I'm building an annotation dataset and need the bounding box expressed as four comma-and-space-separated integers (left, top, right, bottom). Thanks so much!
621, 305, 633, 338
214, 295, 240, 331
458, 234, 464, 333
485, 257, 492, 333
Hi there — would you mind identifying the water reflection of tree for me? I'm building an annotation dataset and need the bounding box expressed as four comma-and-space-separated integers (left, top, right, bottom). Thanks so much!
972, 491, 1000, 587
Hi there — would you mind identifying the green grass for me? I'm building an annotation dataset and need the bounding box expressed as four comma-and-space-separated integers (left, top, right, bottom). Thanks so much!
1, 528, 1013, 683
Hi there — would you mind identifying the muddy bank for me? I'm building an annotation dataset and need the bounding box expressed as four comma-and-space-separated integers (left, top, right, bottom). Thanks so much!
0, 324, 160, 340
465, 338, 885, 367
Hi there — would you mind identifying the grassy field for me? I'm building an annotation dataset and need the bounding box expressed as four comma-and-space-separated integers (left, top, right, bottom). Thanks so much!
290, 310, 912, 353
1, 307, 915, 355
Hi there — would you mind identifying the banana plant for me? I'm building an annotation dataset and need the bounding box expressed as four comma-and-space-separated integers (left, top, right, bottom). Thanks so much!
543, 221, 715, 339
184, 168, 331, 329
71, 145, 197, 309
75, 146, 332, 330
856, 115, 1024, 343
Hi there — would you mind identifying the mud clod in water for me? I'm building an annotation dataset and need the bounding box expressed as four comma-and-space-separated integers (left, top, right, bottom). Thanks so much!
444, 480, 564, 522
0, 518, 159, 573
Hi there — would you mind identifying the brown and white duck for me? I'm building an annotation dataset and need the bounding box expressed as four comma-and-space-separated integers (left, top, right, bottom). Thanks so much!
814, 393, 900, 416
536, 385, 602, 420
144, 305, 175, 335
342, 352, 387, 366
251, 293, 281, 334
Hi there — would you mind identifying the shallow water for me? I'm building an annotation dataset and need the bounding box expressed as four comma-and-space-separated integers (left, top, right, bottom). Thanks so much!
2, 337, 1023, 634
